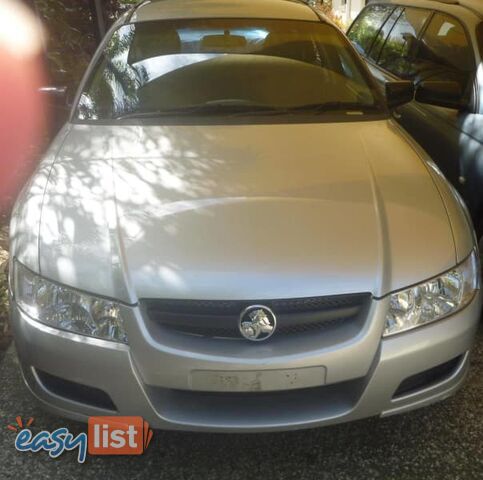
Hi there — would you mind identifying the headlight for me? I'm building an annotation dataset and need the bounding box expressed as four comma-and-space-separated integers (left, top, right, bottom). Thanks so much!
384, 250, 479, 337
13, 260, 128, 344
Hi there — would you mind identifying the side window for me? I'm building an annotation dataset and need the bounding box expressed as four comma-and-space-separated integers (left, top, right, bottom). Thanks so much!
347, 5, 394, 57
413, 13, 474, 91
378, 7, 431, 77
368, 7, 403, 62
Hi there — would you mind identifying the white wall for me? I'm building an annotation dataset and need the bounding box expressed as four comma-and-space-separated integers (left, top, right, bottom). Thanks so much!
331, 0, 366, 27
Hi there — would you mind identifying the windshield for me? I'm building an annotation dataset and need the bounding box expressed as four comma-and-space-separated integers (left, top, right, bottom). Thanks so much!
75, 18, 384, 121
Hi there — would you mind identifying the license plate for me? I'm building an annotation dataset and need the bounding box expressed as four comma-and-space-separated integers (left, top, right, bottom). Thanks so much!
190, 366, 327, 392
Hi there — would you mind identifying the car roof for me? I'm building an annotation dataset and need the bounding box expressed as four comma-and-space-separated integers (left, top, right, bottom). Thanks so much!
368, 0, 482, 19
130, 0, 320, 23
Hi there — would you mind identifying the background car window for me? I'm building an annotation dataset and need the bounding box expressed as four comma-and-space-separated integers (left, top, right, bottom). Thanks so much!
378, 7, 431, 77
347, 5, 394, 57
367, 7, 402, 62
77, 19, 383, 121
411, 13, 474, 93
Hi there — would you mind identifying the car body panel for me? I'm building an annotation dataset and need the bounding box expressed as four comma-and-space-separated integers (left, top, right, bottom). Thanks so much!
371, 0, 482, 30
28, 120, 457, 302
10, 289, 482, 431
9, 0, 482, 432
131, 0, 319, 23
9, 126, 71, 274
388, 120, 477, 261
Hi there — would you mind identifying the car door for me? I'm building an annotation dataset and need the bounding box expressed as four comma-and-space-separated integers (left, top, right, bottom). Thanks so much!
462, 20, 483, 235
349, 5, 483, 233
395, 12, 478, 202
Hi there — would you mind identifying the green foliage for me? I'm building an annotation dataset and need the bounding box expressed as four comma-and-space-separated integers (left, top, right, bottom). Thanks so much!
0, 221, 9, 335
32, 0, 139, 89
349, 23, 378, 52
34, 0, 97, 88
313, 1, 345, 29
0, 268, 8, 335
318, 0, 333, 14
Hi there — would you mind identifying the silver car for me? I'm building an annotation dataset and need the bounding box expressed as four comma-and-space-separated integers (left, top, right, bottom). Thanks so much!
9, 0, 482, 432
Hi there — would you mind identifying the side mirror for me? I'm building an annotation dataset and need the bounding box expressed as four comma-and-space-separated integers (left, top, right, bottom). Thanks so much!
38, 86, 73, 133
38, 85, 73, 107
385, 81, 415, 109
415, 81, 465, 110
38, 85, 67, 96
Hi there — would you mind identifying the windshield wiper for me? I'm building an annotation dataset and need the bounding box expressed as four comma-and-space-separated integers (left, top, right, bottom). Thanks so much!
287, 101, 380, 114
114, 103, 289, 120
115, 106, 216, 120
114, 101, 380, 120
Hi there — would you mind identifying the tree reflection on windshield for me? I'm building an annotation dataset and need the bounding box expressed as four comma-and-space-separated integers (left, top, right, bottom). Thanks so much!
77, 18, 382, 121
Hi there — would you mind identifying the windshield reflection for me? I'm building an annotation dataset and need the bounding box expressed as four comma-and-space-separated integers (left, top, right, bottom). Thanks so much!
77, 18, 382, 121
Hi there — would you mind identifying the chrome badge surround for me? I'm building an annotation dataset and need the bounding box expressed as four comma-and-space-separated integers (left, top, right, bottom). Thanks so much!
239, 305, 277, 341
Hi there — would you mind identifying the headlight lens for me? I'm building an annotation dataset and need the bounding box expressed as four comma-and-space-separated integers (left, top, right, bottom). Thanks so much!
384, 250, 479, 337
13, 260, 128, 344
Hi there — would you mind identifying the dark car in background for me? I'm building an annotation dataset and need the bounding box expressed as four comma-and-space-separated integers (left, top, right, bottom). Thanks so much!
348, 0, 483, 241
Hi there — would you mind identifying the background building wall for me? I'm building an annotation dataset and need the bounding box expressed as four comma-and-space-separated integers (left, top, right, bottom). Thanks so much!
331, 0, 366, 27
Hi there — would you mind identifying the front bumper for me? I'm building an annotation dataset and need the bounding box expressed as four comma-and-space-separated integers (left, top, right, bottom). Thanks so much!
10, 291, 482, 432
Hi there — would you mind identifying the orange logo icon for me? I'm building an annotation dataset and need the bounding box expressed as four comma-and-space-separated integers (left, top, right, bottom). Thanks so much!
88, 416, 153, 456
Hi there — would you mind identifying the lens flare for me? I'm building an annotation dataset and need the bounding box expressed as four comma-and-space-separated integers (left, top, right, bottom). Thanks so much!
0, 0, 45, 215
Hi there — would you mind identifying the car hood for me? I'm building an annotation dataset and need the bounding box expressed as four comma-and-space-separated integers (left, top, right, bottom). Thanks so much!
37, 120, 455, 303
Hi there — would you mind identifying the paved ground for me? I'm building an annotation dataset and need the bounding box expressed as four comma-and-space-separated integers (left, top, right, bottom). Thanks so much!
0, 221, 10, 364
0, 327, 482, 480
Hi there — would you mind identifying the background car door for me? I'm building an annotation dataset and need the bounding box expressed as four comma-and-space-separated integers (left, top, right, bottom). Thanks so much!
348, 6, 483, 233
397, 12, 478, 206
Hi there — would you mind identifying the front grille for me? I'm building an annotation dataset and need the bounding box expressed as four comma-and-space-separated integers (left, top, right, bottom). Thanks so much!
141, 293, 371, 339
